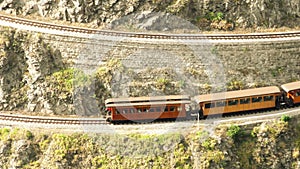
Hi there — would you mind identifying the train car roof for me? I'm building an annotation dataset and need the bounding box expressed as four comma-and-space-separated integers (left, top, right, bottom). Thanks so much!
281, 81, 300, 92
105, 95, 191, 107
106, 100, 191, 107
195, 86, 280, 103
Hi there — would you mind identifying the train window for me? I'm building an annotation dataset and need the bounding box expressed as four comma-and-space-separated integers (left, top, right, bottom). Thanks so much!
252, 97, 262, 103
240, 98, 250, 104
164, 107, 169, 112
156, 107, 161, 112
185, 105, 190, 111
137, 108, 143, 113
216, 101, 226, 107
130, 109, 135, 113
296, 91, 300, 97
263, 96, 274, 101
122, 109, 128, 114
290, 91, 295, 96
169, 106, 176, 112
178, 106, 182, 112
228, 99, 238, 106
149, 108, 155, 112
205, 103, 215, 108
116, 109, 120, 114
142, 108, 148, 112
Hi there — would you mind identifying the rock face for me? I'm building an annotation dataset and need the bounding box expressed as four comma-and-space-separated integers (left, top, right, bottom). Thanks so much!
0, 29, 27, 111
0, 26, 300, 116
0, 27, 119, 116
0, 0, 299, 30
251, 121, 294, 168
23, 34, 64, 114
9, 140, 37, 168
0, 1, 299, 116
0, 28, 67, 114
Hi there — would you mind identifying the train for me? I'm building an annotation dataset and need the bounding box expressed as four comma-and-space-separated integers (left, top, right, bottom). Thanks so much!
105, 81, 300, 124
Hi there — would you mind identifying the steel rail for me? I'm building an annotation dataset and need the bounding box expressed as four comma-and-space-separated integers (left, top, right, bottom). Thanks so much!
0, 105, 299, 126
0, 14, 299, 126
0, 113, 108, 125
0, 14, 300, 40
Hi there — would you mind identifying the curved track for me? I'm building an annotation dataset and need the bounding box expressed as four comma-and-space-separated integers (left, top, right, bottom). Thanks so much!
0, 14, 300, 128
0, 113, 107, 125
0, 105, 299, 127
0, 14, 300, 40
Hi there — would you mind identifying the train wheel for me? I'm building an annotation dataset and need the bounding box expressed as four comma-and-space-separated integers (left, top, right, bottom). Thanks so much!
275, 100, 281, 109
198, 110, 204, 119
106, 117, 112, 123
287, 98, 294, 107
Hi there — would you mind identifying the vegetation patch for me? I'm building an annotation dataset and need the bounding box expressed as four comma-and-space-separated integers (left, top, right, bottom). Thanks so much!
48, 68, 90, 93
280, 115, 291, 122
0, 128, 10, 141
235, 136, 256, 168
227, 79, 244, 90
226, 124, 241, 139
1, 117, 300, 168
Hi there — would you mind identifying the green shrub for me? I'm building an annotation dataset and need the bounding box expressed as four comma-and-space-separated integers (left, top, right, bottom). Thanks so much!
226, 125, 241, 138
50, 68, 90, 92
201, 139, 217, 150
227, 79, 244, 90
193, 131, 209, 141
206, 12, 224, 21
280, 115, 291, 122
26, 131, 34, 140
0, 128, 10, 140
156, 78, 170, 85
251, 127, 259, 137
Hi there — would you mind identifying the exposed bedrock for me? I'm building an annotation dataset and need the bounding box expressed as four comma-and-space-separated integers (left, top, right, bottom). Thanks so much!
0, 26, 299, 115
0, 0, 299, 30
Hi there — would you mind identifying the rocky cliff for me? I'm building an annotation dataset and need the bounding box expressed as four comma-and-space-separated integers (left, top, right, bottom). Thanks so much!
0, 26, 299, 116
0, 27, 64, 114
0, 0, 299, 31
0, 115, 299, 168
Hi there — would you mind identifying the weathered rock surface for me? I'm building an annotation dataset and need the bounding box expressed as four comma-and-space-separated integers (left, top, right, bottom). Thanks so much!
0, 26, 300, 116
0, 1, 298, 116
9, 140, 37, 168
0, 0, 299, 31
0, 28, 68, 114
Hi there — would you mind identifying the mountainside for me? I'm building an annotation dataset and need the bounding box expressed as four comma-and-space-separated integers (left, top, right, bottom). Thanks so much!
0, 115, 300, 168
0, 0, 299, 31
0, 1, 299, 168
0, 24, 299, 116
0, 27, 299, 116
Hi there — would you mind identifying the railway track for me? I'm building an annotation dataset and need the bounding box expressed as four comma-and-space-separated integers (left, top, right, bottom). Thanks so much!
0, 105, 299, 127
0, 14, 300, 40
0, 14, 300, 129
0, 113, 108, 125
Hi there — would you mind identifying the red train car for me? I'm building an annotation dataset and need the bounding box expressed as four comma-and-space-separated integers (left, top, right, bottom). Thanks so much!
281, 81, 300, 106
105, 95, 191, 123
195, 86, 281, 118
